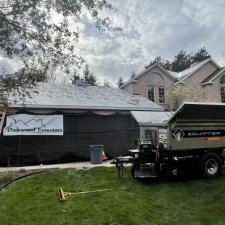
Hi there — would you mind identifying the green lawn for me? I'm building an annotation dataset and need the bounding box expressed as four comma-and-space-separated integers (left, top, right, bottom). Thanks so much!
0, 167, 225, 225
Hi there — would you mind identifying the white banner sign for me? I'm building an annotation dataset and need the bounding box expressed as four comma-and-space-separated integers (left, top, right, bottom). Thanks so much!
3, 114, 63, 136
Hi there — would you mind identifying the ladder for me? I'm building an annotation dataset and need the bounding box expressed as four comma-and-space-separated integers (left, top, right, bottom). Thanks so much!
0, 108, 6, 135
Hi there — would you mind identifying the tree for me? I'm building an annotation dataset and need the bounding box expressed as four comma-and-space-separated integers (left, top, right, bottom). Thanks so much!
191, 47, 211, 63
171, 50, 192, 72
0, 0, 119, 104
163, 60, 171, 70
103, 79, 111, 87
83, 65, 97, 86
117, 77, 125, 88
165, 83, 204, 111
0, 61, 48, 106
146, 56, 171, 70
71, 69, 81, 85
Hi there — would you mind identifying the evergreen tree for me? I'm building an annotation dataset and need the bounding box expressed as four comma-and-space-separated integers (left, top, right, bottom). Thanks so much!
171, 50, 192, 72
83, 65, 97, 86
191, 47, 211, 63
163, 60, 171, 70
71, 69, 81, 85
117, 77, 125, 88
144, 47, 211, 74
103, 79, 111, 87
146, 56, 171, 70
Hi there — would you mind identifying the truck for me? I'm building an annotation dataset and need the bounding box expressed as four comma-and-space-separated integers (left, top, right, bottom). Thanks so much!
114, 102, 225, 179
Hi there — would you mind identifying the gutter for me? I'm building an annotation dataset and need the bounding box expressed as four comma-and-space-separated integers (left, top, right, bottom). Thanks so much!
8, 104, 163, 112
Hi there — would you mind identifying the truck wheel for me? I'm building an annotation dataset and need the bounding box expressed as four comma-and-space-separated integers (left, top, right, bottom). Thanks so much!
131, 164, 139, 179
200, 152, 222, 178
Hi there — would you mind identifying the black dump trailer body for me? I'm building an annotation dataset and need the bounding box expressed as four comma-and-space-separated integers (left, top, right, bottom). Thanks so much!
122, 103, 225, 179
0, 112, 139, 166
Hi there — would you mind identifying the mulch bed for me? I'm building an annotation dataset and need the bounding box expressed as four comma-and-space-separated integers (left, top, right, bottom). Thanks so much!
0, 169, 51, 191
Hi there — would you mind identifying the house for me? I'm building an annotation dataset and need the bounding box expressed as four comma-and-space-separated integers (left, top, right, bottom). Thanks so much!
0, 82, 162, 166
121, 58, 225, 108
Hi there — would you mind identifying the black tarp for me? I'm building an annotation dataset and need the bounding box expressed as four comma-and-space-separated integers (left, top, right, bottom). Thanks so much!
0, 112, 139, 166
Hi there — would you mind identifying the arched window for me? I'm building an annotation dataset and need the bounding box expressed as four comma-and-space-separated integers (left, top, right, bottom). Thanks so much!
149, 73, 163, 85
220, 74, 225, 102
148, 73, 165, 103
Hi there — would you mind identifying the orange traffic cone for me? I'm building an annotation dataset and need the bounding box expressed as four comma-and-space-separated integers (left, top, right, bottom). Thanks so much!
102, 151, 107, 161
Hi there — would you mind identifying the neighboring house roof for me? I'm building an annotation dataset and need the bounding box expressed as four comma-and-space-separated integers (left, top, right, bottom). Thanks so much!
120, 63, 176, 88
9, 82, 163, 111
121, 58, 221, 88
166, 58, 219, 82
131, 111, 173, 125
201, 67, 225, 85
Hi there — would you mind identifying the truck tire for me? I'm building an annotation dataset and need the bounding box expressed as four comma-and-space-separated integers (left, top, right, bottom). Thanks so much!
200, 152, 222, 178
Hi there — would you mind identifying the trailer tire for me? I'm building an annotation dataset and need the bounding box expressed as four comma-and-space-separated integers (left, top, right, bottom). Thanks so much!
200, 152, 222, 178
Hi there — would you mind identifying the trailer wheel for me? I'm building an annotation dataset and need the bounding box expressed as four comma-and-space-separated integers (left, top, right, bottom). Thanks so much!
200, 153, 222, 178
131, 164, 139, 179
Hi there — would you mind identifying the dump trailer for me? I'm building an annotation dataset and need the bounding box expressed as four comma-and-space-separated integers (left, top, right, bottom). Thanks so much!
115, 102, 225, 179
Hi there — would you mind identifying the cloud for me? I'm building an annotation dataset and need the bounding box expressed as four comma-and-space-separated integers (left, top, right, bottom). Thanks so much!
1, 0, 225, 86
74, 0, 225, 86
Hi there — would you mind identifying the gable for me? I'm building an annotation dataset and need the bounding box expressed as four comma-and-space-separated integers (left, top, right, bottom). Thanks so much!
121, 64, 175, 89
202, 67, 225, 85
181, 60, 219, 85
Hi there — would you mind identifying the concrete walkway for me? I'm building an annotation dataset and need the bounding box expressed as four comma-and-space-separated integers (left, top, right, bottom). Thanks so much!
0, 161, 114, 172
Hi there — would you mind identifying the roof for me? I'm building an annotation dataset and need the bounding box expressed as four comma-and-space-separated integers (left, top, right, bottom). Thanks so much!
201, 67, 225, 85
131, 111, 173, 125
9, 82, 163, 111
121, 58, 221, 88
168, 102, 225, 123
120, 63, 176, 88
166, 58, 215, 81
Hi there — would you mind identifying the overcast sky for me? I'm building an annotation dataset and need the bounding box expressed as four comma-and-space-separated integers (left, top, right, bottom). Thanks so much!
1, 0, 225, 86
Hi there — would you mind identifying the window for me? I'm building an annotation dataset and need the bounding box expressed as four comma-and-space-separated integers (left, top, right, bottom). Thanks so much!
148, 73, 165, 103
221, 87, 225, 103
158, 86, 165, 103
145, 130, 157, 146
149, 73, 163, 85
220, 75, 225, 84
148, 86, 155, 102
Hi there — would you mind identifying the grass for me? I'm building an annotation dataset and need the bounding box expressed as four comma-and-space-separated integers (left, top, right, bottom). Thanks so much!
0, 167, 225, 225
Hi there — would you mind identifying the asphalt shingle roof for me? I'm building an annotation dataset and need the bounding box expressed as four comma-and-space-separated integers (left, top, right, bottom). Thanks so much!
9, 82, 163, 111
